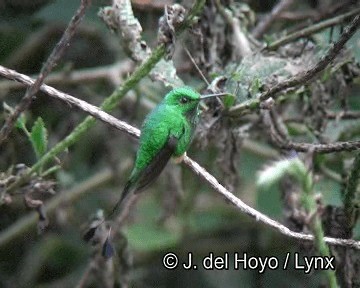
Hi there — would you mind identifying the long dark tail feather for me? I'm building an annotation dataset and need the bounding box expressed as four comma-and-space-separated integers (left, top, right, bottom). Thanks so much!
108, 180, 134, 219
83, 180, 134, 243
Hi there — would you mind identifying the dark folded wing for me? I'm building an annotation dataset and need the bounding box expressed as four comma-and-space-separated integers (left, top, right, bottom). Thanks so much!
135, 134, 178, 192
109, 135, 178, 218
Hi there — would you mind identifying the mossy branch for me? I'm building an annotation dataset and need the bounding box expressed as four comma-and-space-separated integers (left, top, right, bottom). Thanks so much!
300, 171, 338, 288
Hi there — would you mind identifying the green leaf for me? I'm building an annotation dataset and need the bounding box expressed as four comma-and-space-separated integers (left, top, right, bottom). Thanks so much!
3, 102, 29, 135
223, 94, 236, 108
249, 78, 262, 95
30, 117, 48, 159
15, 113, 27, 131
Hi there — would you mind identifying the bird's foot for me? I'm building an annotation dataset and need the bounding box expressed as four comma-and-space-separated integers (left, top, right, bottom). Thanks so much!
173, 152, 186, 164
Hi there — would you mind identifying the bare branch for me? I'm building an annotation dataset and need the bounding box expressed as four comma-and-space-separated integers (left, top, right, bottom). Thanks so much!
266, 108, 360, 153
267, 7, 360, 50
0, 65, 139, 139
0, 0, 91, 145
259, 14, 359, 102
0, 61, 133, 92
1, 66, 360, 249
4, 64, 360, 155
229, 14, 360, 116
252, 0, 294, 39
215, 0, 252, 58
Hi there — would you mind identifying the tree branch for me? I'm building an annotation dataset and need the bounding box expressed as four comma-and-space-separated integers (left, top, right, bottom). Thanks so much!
229, 14, 360, 117
0, 0, 91, 145
0, 65, 139, 139
183, 156, 360, 249
267, 7, 360, 50
0, 60, 133, 92
1, 67, 360, 250
252, 0, 294, 39
265, 107, 360, 153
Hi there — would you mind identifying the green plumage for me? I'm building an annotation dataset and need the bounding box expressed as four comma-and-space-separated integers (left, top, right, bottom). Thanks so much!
81, 87, 227, 247
112, 86, 218, 213
113, 87, 200, 209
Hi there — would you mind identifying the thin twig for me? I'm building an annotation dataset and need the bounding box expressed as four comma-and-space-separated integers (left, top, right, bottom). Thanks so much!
259, 14, 360, 102
324, 110, 360, 120
276, 140, 360, 153
0, 0, 91, 145
267, 7, 360, 50
183, 46, 210, 86
266, 108, 360, 153
252, 0, 294, 39
229, 14, 360, 116
0, 65, 139, 139
0, 61, 133, 92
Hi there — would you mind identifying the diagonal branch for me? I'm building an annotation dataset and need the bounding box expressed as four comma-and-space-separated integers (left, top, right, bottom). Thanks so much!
1, 0, 207, 196
183, 156, 360, 249
2, 64, 360, 156
267, 7, 360, 50
252, 0, 294, 39
229, 14, 360, 117
1, 66, 360, 249
0, 0, 91, 145
0, 65, 139, 139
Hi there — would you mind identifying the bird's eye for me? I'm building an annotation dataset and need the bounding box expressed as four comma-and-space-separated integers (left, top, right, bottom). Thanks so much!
180, 97, 190, 104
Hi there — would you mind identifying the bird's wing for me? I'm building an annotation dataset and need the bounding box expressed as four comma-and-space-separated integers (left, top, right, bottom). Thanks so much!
135, 134, 178, 192
110, 133, 179, 216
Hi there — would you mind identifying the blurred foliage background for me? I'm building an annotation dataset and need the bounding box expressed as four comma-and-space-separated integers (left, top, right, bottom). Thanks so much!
1, 0, 360, 287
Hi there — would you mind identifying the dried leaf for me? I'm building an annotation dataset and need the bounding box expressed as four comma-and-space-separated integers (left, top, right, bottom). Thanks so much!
102, 235, 115, 259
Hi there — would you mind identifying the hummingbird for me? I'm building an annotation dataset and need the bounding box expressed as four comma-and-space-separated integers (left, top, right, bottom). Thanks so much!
112, 86, 228, 212
83, 86, 228, 255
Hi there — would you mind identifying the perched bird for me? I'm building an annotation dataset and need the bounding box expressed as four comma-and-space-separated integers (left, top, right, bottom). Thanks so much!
83, 86, 228, 252
112, 86, 227, 212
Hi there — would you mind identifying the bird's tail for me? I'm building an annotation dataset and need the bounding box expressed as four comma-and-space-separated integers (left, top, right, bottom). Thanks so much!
108, 180, 134, 219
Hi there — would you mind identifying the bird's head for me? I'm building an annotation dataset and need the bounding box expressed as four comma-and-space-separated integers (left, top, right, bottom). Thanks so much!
162, 86, 230, 117
162, 86, 201, 114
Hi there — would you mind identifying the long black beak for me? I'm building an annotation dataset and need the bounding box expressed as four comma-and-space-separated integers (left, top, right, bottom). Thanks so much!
200, 92, 229, 99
